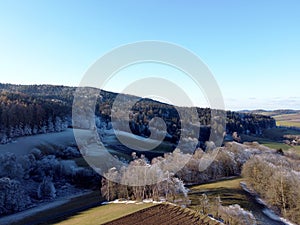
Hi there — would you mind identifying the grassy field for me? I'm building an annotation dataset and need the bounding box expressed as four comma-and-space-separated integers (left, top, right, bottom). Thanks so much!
241, 127, 300, 152
276, 120, 300, 127
288, 145, 300, 156
188, 177, 250, 210
248, 110, 300, 128
274, 113, 300, 128
190, 177, 244, 191
261, 142, 290, 150
53, 203, 153, 225
241, 134, 291, 150
263, 127, 300, 139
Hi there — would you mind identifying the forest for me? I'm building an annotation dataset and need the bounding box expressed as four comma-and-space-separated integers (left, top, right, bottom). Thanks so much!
0, 83, 276, 145
0, 146, 100, 216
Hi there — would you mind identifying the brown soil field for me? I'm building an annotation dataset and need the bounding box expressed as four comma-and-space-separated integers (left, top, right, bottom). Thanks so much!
103, 204, 221, 225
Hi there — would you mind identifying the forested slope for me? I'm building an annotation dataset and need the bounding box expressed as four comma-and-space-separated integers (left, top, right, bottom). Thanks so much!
0, 83, 276, 144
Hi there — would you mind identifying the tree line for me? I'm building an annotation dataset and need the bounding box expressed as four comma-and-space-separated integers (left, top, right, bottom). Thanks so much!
101, 152, 188, 203
0, 91, 70, 143
100, 142, 267, 202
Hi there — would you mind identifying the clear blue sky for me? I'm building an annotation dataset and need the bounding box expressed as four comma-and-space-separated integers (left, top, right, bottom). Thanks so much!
0, 0, 299, 110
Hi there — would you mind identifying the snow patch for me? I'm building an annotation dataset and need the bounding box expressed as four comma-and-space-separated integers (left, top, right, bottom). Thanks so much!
104, 198, 164, 205
262, 209, 297, 225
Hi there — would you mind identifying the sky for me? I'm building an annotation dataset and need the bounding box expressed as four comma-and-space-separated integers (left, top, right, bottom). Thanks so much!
0, 0, 299, 110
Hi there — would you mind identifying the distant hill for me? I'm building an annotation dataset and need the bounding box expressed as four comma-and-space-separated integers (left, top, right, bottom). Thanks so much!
239, 109, 300, 128
0, 83, 276, 145
239, 109, 300, 117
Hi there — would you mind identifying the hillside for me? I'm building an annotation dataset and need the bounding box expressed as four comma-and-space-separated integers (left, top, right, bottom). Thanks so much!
0, 83, 276, 146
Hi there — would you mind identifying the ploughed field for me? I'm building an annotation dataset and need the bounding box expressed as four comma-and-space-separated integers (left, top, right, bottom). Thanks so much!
103, 204, 221, 225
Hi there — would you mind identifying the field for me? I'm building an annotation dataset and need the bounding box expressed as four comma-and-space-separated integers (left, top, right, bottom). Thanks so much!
53, 203, 153, 225
189, 177, 248, 209
241, 134, 291, 150
263, 127, 300, 139
245, 110, 300, 128
190, 177, 244, 190
261, 128, 300, 154
241, 127, 300, 153
274, 113, 300, 128
102, 204, 219, 225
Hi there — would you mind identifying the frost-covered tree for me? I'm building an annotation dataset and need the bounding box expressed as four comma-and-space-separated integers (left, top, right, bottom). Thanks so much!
0, 133, 8, 144
177, 142, 259, 184
18, 153, 36, 179
29, 148, 43, 160
39, 121, 47, 133
9, 126, 14, 138
59, 160, 78, 177
32, 125, 38, 134
57, 146, 81, 159
219, 204, 257, 225
101, 167, 120, 201
54, 116, 62, 132
47, 117, 54, 132
101, 154, 188, 203
35, 155, 60, 178
13, 124, 23, 137
198, 194, 210, 215
0, 177, 31, 215
24, 124, 32, 135
37, 177, 56, 199
0, 153, 24, 179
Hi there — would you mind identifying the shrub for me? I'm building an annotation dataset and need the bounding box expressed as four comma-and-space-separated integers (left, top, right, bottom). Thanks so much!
0, 177, 31, 215
37, 177, 56, 199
